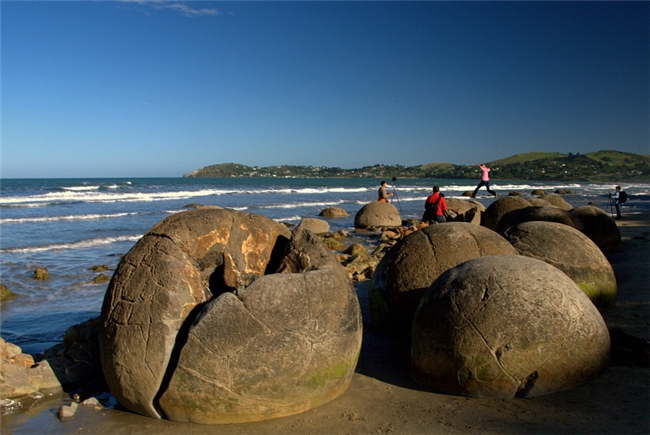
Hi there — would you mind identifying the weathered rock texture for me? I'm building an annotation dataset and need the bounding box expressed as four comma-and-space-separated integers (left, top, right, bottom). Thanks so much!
412, 255, 611, 399
370, 223, 518, 334
100, 209, 362, 424
570, 205, 622, 252
354, 201, 402, 229
503, 221, 617, 309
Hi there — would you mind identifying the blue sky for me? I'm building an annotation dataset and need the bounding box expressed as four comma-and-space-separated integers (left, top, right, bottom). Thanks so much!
2, 1, 648, 178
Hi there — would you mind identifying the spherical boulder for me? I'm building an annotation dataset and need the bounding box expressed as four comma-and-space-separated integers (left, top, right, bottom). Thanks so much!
100, 209, 362, 424
354, 201, 401, 229
527, 198, 553, 207
319, 207, 350, 218
296, 217, 330, 234
496, 206, 584, 234
503, 221, 617, 309
538, 194, 572, 210
370, 223, 518, 334
481, 196, 531, 231
570, 205, 621, 252
412, 255, 610, 399
531, 189, 547, 196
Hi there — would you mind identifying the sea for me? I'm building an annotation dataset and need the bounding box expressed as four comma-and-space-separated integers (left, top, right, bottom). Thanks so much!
1, 177, 649, 356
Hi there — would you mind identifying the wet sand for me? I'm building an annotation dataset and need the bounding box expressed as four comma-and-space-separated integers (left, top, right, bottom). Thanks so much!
2, 214, 649, 435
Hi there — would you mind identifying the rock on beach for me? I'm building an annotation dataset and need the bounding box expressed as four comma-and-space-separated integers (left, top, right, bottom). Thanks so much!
412, 255, 611, 399
100, 209, 362, 424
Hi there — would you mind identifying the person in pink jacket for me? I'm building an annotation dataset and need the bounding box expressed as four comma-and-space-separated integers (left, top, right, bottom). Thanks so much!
471, 164, 498, 198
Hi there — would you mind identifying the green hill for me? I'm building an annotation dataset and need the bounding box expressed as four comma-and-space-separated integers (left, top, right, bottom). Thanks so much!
184, 150, 650, 182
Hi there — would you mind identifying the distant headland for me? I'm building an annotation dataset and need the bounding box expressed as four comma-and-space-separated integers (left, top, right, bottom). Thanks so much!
183, 150, 650, 182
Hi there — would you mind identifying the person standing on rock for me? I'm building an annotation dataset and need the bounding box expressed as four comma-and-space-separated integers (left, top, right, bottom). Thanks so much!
471, 164, 498, 198
378, 181, 393, 203
422, 186, 448, 224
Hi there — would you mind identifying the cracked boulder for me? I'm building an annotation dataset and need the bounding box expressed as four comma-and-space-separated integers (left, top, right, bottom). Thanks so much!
503, 221, 617, 309
370, 222, 518, 335
412, 255, 610, 399
99, 209, 362, 423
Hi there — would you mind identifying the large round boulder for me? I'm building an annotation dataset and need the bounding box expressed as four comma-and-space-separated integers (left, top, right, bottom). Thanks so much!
354, 201, 401, 229
503, 221, 617, 309
527, 198, 553, 207
370, 223, 518, 334
495, 206, 584, 234
538, 193, 572, 210
100, 209, 362, 424
570, 205, 621, 252
412, 255, 610, 399
481, 196, 531, 231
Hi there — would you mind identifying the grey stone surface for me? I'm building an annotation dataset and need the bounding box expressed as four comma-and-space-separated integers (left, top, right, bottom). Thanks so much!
412, 255, 610, 399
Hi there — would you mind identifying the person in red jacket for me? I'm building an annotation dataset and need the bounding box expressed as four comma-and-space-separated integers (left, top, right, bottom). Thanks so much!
422, 186, 448, 224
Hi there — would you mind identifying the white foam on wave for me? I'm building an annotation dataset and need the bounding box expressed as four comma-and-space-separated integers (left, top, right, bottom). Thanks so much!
0, 188, 227, 206
275, 215, 302, 222
255, 200, 345, 210
0, 234, 142, 254
62, 185, 101, 192
0, 212, 138, 225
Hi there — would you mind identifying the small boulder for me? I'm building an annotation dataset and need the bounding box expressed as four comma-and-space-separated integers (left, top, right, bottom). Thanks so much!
0, 284, 16, 302
92, 273, 111, 284
58, 402, 79, 421
354, 201, 401, 229
412, 255, 610, 399
296, 217, 330, 235
319, 207, 350, 218
33, 267, 49, 281
0, 338, 62, 400
531, 189, 547, 196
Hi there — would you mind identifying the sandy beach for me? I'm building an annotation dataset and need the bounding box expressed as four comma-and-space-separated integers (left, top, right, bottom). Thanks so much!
2, 213, 649, 435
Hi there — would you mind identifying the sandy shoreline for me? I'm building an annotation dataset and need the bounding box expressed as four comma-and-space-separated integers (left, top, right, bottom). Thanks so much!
2, 213, 649, 435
